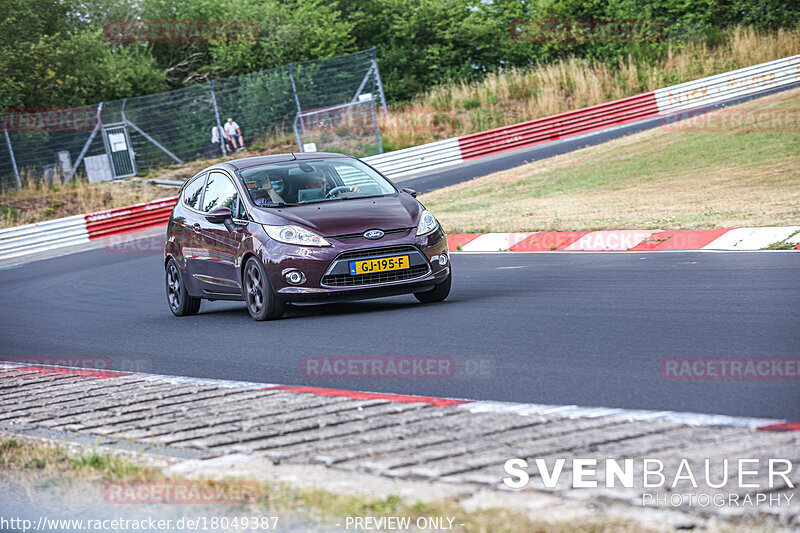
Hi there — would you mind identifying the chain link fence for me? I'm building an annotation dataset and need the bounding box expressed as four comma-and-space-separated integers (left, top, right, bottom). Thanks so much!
0, 48, 387, 192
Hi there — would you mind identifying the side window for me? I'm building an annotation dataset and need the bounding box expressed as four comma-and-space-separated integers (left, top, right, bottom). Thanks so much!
202, 172, 238, 212
235, 196, 248, 220
182, 174, 206, 210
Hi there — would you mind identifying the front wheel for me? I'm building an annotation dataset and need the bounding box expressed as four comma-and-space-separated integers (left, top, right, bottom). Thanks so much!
166, 259, 201, 316
244, 257, 285, 321
414, 270, 452, 303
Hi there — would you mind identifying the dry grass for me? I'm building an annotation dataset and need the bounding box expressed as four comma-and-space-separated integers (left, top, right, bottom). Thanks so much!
381, 26, 800, 149
0, 437, 160, 482
0, 172, 168, 228
421, 87, 800, 232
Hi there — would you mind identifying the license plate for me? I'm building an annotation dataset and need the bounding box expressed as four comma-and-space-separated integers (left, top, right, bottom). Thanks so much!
349, 255, 410, 275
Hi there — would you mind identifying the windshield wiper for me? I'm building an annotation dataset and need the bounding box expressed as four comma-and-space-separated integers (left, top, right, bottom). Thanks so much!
257, 202, 296, 208
326, 193, 384, 202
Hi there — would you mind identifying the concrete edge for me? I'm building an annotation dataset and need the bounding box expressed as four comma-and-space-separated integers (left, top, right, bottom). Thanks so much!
2, 361, 793, 431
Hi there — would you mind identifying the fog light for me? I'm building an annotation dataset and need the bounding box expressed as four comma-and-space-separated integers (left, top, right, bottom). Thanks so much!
285, 270, 305, 285
439, 254, 448, 266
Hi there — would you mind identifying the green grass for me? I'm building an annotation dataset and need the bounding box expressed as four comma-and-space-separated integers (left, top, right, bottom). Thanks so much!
422, 88, 800, 233
69, 452, 148, 479
764, 230, 800, 249
1, 438, 155, 480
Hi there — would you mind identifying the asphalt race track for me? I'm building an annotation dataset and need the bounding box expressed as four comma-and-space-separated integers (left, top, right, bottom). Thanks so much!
1, 247, 798, 421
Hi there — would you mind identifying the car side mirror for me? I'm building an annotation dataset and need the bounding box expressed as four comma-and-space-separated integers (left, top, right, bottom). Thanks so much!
205, 207, 233, 228
402, 188, 417, 198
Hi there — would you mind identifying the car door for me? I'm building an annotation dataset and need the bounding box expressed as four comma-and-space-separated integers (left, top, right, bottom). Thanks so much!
195, 171, 247, 295
175, 172, 208, 294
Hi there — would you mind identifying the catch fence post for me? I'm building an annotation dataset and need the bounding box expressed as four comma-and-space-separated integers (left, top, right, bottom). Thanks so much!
210, 80, 227, 156
3, 128, 21, 189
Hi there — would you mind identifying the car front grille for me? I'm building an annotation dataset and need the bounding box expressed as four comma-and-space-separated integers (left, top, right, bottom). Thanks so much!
322, 264, 430, 287
333, 245, 419, 261
333, 228, 412, 241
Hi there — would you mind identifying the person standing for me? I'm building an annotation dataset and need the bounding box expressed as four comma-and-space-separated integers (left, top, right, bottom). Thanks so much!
224, 117, 244, 151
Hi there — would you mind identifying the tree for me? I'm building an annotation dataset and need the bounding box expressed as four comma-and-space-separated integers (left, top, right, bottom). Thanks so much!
0, 0, 164, 109
137, 0, 354, 86
336, 0, 494, 101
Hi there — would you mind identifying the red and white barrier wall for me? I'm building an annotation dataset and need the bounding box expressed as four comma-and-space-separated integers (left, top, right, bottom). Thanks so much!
84, 197, 177, 240
0, 196, 177, 260
1, 54, 798, 260
365, 54, 799, 177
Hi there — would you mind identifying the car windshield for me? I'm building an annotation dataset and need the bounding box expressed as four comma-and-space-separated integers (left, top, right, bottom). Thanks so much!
238, 158, 396, 207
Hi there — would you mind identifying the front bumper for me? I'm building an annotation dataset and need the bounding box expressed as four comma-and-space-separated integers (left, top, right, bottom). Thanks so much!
261, 227, 450, 302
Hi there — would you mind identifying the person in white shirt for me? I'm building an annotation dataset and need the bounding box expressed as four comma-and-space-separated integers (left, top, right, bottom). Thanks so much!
224, 117, 244, 151
211, 124, 227, 155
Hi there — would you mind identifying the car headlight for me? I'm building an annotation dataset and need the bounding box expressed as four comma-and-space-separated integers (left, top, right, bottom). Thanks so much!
416, 209, 439, 236
263, 225, 330, 247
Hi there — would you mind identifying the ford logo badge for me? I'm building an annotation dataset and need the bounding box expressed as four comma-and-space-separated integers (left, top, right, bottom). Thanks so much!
364, 229, 384, 240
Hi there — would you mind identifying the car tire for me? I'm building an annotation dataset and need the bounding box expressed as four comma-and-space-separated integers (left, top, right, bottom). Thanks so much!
166, 259, 201, 316
243, 257, 285, 321
414, 270, 452, 303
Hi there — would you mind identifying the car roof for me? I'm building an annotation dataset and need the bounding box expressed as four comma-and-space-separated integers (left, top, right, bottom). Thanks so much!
218, 152, 355, 172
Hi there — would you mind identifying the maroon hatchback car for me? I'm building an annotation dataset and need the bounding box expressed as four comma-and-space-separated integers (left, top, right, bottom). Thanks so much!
164, 152, 451, 320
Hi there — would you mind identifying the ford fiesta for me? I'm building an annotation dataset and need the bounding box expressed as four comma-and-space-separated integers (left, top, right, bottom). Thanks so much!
164, 152, 451, 320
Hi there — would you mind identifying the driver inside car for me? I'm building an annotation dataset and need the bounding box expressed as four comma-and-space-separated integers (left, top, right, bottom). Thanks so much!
297, 172, 360, 202
251, 177, 276, 206
296, 172, 326, 202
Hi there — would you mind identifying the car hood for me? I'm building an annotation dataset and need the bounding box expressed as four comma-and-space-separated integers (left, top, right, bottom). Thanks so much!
249, 194, 422, 236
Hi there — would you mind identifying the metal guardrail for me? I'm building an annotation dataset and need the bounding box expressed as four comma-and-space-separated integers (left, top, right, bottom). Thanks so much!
655, 54, 800, 113
84, 197, 178, 240
363, 138, 463, 178
0, 215, 89, 259
458, 92, 659, 160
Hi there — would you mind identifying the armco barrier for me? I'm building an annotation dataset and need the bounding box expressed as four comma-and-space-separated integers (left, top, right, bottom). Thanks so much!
0, 197, 179, 259
363, 138, 463, 179
455, 54, 799, 162
655, 55, 800, 114
2, 54, 799, 260
0, 215, 89, 260
84, 197, 177, 240
458, 92, 659, 160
